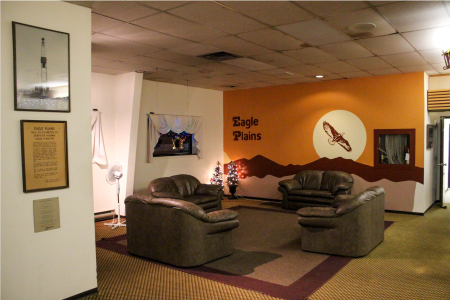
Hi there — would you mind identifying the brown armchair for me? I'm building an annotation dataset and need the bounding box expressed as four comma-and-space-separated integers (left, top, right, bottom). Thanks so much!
125, 194, 239, 267
148, 174, 223, 212
297, 186, 385, 257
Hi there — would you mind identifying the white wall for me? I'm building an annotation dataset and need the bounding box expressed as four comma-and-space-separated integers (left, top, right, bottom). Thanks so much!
91, 72, 143, 214
1, 2, 97, 299
422, 73, 435, 212
133, 80, 223, 194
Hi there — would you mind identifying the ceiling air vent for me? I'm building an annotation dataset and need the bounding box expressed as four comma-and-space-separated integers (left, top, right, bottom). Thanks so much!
198, 51, 241, 62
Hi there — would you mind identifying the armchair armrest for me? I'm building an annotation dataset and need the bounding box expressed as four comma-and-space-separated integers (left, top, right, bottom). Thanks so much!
195, 184, 223, 196
335, 198, 364, 215
331, 182, 353, 194
152, 191, 183, 199
205, 209, 238, 223
297, 206, 338, 218
279, 179, 302, 192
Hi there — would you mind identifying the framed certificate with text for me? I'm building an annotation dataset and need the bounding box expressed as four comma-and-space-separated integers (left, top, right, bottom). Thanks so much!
20, 120, 69, 193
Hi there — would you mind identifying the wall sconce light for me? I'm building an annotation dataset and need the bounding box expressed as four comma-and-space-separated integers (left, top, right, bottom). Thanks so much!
443, 49, 450, 70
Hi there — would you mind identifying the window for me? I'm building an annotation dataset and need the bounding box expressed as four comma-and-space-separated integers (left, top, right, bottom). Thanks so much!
153, 131, 195, 157
374, 129, 415, 169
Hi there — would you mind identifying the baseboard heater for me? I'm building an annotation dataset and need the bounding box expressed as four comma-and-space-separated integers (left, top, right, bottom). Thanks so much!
94, 210, 115, 222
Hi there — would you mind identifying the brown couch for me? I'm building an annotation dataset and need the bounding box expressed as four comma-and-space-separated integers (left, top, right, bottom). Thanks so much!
148, 174, 223, 212
278, 170, 353, 210
297, 186, 385, 257
125, 194, 239, 267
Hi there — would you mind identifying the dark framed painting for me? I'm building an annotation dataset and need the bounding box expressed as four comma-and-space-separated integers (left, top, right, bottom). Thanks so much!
13, 22, 70, 112
21, 120, 69, 193
426, 124, 434, 149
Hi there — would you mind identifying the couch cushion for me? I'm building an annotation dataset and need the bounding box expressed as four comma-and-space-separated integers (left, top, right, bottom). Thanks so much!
171, 174, 201, 197
294, 170, 324, 190
288, 195, 334, 205
290, 189, 334, 199
320, 171, 353, 192
148, 177, 179, 194
187, 195, 218, 205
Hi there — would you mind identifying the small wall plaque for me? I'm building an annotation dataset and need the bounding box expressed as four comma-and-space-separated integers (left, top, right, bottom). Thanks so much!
33, 197, 60, 233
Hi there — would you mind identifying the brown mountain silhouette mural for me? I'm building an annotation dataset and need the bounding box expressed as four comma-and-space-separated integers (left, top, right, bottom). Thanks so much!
226, 155, 423, 184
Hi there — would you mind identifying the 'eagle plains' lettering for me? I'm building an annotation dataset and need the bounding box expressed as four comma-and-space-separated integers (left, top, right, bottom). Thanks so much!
232, 116, 262, 141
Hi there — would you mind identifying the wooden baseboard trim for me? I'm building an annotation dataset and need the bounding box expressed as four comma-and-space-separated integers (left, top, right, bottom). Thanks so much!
63, 287, 98, 300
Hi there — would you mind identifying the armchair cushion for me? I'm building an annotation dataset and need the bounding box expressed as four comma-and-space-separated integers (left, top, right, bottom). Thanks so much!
187, 195, 218, 205
152, 191, 183, 199
295, 170, 324, 190
206, 209, 239, 223
290, 189, 334, 199
331, 182, 353, 194
279, 179, 302, 192
171, 174, 201, 197
297, 206, 338, 218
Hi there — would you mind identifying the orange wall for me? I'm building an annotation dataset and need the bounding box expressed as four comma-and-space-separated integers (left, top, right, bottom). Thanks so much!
224, 72, 425, 168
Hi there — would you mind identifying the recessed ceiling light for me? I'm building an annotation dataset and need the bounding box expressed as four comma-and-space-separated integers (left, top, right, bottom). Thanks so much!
286, 71, 294, 75
316, 75, 324, 78
347, 23, 376, 33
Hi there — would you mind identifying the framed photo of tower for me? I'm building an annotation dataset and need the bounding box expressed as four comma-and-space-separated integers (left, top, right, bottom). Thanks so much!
12, 22, 70, 112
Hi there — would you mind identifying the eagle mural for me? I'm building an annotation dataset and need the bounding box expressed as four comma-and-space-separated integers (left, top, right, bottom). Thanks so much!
323, 121, 352, 152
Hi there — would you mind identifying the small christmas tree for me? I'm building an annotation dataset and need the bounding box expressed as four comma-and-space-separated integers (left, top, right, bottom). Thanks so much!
210, 161, 224, 186
227, 161, 239, 199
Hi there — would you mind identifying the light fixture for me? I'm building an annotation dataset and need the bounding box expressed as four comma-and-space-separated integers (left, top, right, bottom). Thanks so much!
347, 23, 376, 33
443, 49, 450, 70
316, 75, 324, 78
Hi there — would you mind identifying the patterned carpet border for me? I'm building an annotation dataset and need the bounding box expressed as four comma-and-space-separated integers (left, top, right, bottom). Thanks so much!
97, 205, 382, 300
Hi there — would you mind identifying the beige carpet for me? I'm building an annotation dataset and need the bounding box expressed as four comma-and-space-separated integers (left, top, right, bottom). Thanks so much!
83, 198, 450, 300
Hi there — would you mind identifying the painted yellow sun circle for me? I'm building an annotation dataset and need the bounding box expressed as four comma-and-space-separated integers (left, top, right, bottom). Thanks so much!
313, 110, 366, 161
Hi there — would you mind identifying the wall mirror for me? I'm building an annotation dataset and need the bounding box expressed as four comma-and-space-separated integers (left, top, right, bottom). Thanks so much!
374, 129, 415, 169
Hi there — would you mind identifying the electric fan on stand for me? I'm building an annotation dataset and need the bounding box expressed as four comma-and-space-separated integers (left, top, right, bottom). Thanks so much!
104, 162, 126, 229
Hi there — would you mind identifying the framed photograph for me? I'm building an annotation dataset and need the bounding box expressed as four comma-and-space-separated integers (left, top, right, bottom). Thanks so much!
427, 124, 434, 149
13, 22, 70, 112
21, 120, 69, 193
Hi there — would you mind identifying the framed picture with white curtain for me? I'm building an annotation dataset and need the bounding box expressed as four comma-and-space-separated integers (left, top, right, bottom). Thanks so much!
13, 22, 70, 112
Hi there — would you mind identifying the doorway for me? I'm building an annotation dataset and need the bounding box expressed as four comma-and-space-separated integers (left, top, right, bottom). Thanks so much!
439, 116, 450, 208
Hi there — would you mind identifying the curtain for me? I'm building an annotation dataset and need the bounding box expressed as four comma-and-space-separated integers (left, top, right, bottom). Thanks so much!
384, 134, 407, 164
91, 110, 107, 165
147, 114, 202, 162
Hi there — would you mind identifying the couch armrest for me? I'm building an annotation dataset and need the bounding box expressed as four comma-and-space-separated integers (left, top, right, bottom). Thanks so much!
335, 198, 364, 215
297, 206, 338, 218
279, 179, 302, 192
152, 191, 183, 199
125, 194, 153, 204
196, 184, 223, 196
205, 209, 238, 223
331, 182, 353, 194
332, 194, 353, 208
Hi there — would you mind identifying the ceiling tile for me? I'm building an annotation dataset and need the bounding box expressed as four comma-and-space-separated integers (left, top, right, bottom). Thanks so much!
380, 52, 428, 67
315, 61, 361, 73
92, 1, 159, 22
259, 68, 305, 78
91, 44, 138, 60
132, 13, 228, 42
340, 71, 373, 78
356, 34, 414, 55
92, 57, 156, 72
420, 49, 447, 64
238, 28, 305, 51
318, 74, 345, 81
283, 47, 338, 64
377, 1, 450, 32
251, 53, 306, 68
402, 26, 450, 51
398, 65, 439, 75
267, 78, 298, 85
431, 63, 450, 74
286, 65, 332, 76
202, 36, 274, 57
196, 62, 249, 76
289, 77, 319, 83
121, 56, 182, 70
277, 19, 351, 46
318, 41, 374, 60
220, 1, 313, 26
138, 1, 190, 11
145, 50, 211, 66
235, 72, 279, 81
246, 81, 275, 88
168, 2, 267, 34
346, 57, 393, 70
170, 44, 222, 57
92, 13, 125, 32
101, 24, 191, 48
92, 33, 162, 55
222, 58, 276, 71
294, 1, 369, 17
92, 65, 128, 75
323, 8, 396, 38
368, 1, 399, 6
368, 68, 402, 76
